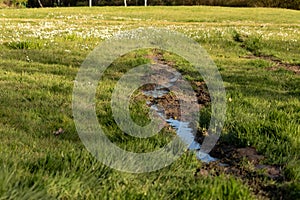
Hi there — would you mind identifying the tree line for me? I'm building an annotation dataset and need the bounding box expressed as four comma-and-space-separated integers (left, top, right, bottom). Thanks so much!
4, 0, 300, 10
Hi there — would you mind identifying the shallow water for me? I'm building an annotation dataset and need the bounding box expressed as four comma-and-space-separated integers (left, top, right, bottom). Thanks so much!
144, 92, 218, 163
143, 88, 169, 98
140, 63, 217, 163
165, 117, 218, 163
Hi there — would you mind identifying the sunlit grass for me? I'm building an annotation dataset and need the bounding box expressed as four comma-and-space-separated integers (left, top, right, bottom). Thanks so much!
0, 6, 299, 199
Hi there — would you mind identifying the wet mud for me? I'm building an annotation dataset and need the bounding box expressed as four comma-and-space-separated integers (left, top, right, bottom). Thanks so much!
142, 50, 286, 199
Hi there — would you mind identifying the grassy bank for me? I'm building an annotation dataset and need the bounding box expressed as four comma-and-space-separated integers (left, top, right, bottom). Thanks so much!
0, 6, 299, 199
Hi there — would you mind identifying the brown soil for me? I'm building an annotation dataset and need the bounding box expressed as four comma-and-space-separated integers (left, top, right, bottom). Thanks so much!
194, 142, 285, 199
144, 49, 175, 67
143, 50, 286, 199
141, 82, 210, 121
142, 50, 210, 121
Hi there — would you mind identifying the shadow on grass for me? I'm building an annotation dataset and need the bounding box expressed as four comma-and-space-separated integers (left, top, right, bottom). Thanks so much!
222, 70, 300, 101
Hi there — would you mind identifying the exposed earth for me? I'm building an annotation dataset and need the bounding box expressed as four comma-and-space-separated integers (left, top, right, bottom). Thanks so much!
138, 51, 287, 199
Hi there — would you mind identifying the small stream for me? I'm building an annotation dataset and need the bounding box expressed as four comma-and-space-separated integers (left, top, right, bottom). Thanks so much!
148, 103, 217, 163
141, 65, 217, 163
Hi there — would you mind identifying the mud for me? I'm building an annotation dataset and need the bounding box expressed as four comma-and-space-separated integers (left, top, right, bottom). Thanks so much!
142, 50, 287, 199
194, 142, 285, 199
142, 50, 210, 120
142, 50, 217, 163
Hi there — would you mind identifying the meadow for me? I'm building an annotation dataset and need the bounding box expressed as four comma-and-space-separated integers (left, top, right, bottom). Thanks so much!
0, 6, 299, 199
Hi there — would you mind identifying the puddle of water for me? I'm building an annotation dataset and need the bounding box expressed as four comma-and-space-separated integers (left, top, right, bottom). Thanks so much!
142, 70, 181, 98
143, 88, 169, 98
141, 70, 218, 164
139, 63, 217, 163
165, 117, 218, 163
166, 118, 194, 146
196, 151, 218, 163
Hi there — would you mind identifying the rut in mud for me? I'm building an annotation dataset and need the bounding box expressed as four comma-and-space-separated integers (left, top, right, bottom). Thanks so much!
242, 54, 300, 75
140, 50, 286, 200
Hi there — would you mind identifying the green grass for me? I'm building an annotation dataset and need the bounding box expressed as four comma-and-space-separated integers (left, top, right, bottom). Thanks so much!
0, 6, 299, 199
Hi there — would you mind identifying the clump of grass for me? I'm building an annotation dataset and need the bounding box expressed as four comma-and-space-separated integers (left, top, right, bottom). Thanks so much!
243, 36, 263, 56
4, 40, 43, 50
232, 30, 245, 43
231, 30, 263, 56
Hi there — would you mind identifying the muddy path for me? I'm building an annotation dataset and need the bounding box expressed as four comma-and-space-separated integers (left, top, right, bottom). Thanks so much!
141, 50, 287, 200
242, 54, 300, 75
233, 35, 300, 75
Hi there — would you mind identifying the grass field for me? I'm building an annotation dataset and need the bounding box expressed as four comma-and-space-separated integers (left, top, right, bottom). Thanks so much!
0, 6, 300, 199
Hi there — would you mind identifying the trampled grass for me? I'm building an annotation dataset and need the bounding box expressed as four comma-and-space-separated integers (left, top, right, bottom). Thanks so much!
0, 6, 299, 199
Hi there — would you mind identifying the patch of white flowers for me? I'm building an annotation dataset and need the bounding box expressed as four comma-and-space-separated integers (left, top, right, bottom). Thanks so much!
0, 14, 299, 45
